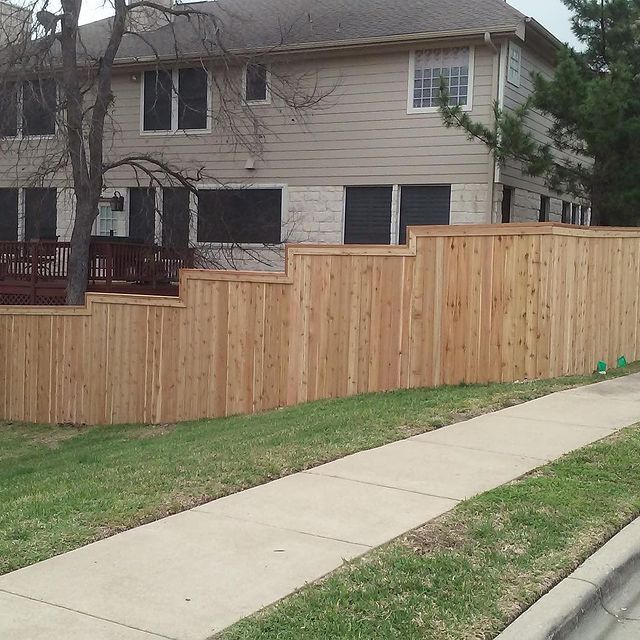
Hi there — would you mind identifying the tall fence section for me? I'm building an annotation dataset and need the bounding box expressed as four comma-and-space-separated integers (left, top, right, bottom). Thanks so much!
1, 224, 639, 425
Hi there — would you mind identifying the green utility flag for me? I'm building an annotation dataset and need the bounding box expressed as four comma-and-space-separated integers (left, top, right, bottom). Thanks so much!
597, 361, 608, 375
617, 356, 628, 368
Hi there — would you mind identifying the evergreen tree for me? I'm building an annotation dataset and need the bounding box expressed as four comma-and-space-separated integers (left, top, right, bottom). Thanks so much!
440, 0, 640, 226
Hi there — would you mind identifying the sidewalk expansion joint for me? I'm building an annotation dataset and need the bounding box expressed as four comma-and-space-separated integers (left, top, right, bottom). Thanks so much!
406, 438, 550, 462
302, 470, 463, 503
488, 413, 615, 432
187, 509, 372, 549
0, 588, 176, 640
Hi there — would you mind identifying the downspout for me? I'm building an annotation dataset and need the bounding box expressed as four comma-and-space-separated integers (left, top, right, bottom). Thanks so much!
484, 32, 501, 223
484, 31, 499, 54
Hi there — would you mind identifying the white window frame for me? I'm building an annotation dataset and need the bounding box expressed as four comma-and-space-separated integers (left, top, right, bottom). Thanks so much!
2, 79, 58, 140
140, 67, 212, 136
407, 46, 475, 115
243, 63, 272, 106
92, 190, 130, 237
507, 42, 522, 87
195, 183, 287, 247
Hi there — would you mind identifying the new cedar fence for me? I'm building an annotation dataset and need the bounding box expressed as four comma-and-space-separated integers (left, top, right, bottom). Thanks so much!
1, 224, 639, 425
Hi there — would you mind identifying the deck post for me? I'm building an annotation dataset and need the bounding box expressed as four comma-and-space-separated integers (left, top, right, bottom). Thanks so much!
30, 241, 38, 304
106, 242, 113, 290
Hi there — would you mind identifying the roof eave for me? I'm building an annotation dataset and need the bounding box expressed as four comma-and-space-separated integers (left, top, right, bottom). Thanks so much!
111, 24, 522, 67
525, 17, 565, 51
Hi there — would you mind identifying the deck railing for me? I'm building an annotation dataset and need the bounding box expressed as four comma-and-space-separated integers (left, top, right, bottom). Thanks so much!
0, 240, 195, 304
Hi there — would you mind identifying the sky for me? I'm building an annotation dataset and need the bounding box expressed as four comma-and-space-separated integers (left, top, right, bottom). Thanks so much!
77, 0, 579, 48
508, 0, 579, 46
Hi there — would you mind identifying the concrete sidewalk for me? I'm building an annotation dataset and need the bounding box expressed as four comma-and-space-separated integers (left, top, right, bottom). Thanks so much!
2, 375, 640, 640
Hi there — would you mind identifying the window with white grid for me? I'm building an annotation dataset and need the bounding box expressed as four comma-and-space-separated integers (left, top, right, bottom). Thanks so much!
507, 42, 522, 87
96, 204, 126, 237
411, 48, 470, 110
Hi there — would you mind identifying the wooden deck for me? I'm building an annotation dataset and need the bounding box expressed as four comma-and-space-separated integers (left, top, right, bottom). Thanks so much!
0, 240, 194, 304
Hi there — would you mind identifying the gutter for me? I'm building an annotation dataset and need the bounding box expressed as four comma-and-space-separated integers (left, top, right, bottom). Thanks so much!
525, 17, 565, 50
109, 24, 522, 68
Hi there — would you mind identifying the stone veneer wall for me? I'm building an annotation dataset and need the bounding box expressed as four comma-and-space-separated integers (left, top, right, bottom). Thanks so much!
450, 183, 492, 225
510, 188, 565, 223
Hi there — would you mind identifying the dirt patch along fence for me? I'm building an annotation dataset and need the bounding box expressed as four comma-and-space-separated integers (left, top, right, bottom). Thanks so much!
1, 223, 638, 425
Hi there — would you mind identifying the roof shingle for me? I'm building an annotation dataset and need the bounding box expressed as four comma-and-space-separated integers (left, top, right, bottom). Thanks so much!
80, 0, 525, 61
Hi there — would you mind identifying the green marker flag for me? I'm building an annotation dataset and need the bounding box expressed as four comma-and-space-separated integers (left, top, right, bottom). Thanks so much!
617, 356, 628, 368
597, 361, 608, 375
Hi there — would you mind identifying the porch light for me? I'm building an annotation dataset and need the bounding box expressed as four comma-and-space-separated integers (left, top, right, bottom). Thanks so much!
111, 191, 125, 212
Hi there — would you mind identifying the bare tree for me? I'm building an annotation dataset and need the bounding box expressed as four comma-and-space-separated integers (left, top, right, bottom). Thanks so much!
0, 0, 332, 303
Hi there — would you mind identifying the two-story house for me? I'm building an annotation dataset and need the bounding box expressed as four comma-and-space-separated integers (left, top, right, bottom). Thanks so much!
0, 0, 589, 270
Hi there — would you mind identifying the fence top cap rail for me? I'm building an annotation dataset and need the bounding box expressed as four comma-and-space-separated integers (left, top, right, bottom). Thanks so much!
403, 223, 640, 238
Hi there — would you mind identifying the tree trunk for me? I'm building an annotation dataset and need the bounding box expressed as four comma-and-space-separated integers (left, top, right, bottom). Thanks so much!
66, 198, 96, 305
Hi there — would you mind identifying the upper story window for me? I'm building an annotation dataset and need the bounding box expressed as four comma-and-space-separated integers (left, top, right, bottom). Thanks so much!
142, 67, 209, 133
409, 47, 472, 113
507, 42, 522, 87
244, 63, 270, 104
0, 78, 57, 138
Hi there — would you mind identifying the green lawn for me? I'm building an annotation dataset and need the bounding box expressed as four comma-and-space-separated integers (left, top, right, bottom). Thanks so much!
1, 363, 638, 576
221, 425, 640, 640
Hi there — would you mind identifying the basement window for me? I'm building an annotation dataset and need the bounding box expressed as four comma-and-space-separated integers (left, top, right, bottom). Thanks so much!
197, 188, 282, 244
539, 195, 550, 222
142, 67, 209, 133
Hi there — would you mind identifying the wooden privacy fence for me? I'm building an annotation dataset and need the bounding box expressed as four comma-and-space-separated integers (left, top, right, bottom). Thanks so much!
1, 223, 639, 425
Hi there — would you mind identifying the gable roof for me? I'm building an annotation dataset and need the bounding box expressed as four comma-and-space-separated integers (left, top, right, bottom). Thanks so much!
78, 0, 527, 63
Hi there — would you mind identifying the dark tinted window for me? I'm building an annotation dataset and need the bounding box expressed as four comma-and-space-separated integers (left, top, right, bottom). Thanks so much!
246, 64, 268, 102
197, 189, 281, 243
502, 186, 513, 223
22, 79, 56, 136
0, 188, 18, 240
572, 203, 580, 224
178, 68, 208, 130
344, 187, 393, 244
162, 187, 190, 248
24, 188, 57, 240
129, 187, 156, 244
399, 185, 450, 244
562, 201, 571, 224
143, 70, 172, 131
539, 195, 550, 222
0, 82, 17, 137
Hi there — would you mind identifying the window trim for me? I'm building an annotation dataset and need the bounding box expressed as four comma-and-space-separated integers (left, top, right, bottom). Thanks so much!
507, 42, 522, 88
195, 183, 287, 246
407, 46, 475, 115
140, 66, 212, 136
243, 63, 272, 106
2, 79, 58, 140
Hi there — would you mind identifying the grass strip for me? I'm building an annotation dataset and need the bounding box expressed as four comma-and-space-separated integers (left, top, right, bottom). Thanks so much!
221, 426, 640, 640
1, 363, 638, 576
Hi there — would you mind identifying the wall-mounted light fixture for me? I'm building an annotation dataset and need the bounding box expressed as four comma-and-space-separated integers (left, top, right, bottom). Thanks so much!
110, 191, 125, 211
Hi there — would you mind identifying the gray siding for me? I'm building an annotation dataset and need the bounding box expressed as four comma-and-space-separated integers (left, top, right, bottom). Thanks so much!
500, 40, 586, 200
0, 41, 498, 189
